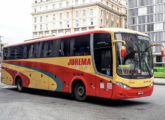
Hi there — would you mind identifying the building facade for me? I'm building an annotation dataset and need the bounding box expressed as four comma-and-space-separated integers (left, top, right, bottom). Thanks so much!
127, 0, 165, 62
32, 0, 127, 38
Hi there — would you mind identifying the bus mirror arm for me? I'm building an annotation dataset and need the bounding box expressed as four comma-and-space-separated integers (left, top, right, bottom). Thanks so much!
112, 40, 126, 46
113, 40, 126, 58
151, 44, 164, 57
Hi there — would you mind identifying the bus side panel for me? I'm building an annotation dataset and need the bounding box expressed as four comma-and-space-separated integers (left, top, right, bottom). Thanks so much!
1, 67, 14, 85
95, 77, 113, 99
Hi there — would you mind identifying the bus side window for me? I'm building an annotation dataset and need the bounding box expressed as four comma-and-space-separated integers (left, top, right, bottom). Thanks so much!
8, 47, 15, 60
60, 39, 64, 56
38, 42, 43, 58
93, 33, 112, 76
23, 45, 28, 59
15, 46, 24, 59
73, 35, 90, 56
51, 39, 63, 57
3, 48, 8, 60
43, 42, 48, 57
63, 38, 70, 56
28, 44, 34, 58
33, 43, 39, 58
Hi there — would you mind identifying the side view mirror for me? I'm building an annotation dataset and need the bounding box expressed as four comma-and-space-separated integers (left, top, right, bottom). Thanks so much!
121, 46, 126, 58
152, 43, 164, 57
113, 40, 126, 58
161, 48, 164, 57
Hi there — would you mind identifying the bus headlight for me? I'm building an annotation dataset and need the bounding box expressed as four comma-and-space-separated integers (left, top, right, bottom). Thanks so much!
116, 82, 130, 90
149, 83, 153, 87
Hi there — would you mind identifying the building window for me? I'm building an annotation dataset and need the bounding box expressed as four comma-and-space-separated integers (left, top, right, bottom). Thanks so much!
59, 3, 62, 8
60, 22, 63, 28
147, 24, 154, 32
53, 23, 56, 29
34, 17, 37, 23
100, 9, 103, 17
59, 13, 63, 20
106, 12, 109, 19
34, 8, 37, 13
90, 8, 93, 16
155, 4, 164, 13
154, 23, 163, 31
40, 16, 42, 22
155, 13, 163, 22
82, 0, 86, 3
82, 9, 86, 16
117, 16, 119, 23
138, 7, 147, 16
34, 25, 37, 31
128, 8, 138, 16
111, 14, 114, 21
75, 20, 79, 27
75, 10, 79, 18
66, 1, 69, 6
46, 24, 48, 30
138, 16, 146, 24
66, 21, 70, 28
147, 15, 153, 23
129, 17, 137, 25
139, 0, 152, 6
90, 18, 94, 26
45, 6, 48, 10
40, 25, 42, 30
128, 0, 137, 8
75, 0, 78, 5
66, 12, 70, 18
138, 25, 145, 32
100, 19, 103, 26
53, 4, 56, 9
53, 14, 56, 21
147, 6, 153, 14
83, 19, 86, 26
46, 15, 49, 22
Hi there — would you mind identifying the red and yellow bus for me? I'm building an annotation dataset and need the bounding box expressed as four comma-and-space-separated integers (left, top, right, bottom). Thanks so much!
1, 28, 155, 100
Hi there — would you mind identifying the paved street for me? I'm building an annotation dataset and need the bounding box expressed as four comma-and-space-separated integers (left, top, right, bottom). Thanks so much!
0, 80, 165, 120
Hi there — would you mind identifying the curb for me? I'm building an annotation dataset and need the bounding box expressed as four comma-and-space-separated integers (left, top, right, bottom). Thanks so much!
154, 82, 165, 85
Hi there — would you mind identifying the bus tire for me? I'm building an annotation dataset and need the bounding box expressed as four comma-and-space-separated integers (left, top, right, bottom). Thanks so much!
16, 78, 23, 92
74, 82, 87, 101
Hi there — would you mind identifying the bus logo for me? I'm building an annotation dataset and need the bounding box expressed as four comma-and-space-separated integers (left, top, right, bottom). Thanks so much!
68, 58, 91, 66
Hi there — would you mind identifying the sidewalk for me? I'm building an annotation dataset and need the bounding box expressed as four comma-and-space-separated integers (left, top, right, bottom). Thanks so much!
154, 78, 165, 85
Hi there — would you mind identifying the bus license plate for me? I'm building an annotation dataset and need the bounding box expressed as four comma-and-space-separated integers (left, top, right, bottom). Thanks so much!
137, 91, 143, 95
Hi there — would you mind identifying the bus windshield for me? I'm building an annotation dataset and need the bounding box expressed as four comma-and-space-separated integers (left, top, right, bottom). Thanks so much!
115, 33, 153, 79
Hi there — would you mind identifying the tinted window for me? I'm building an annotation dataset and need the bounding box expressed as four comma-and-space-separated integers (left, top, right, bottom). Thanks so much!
3, 34, 91, 59
15, 46, 24, 59
3, 48, 8, 60
74, 35, 90, 56
93, 33, 112, 76
28, 44, 34, 58
63, 35, 90, 56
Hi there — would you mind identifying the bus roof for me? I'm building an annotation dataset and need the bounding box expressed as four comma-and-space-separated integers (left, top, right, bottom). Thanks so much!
4, 28, 148, 48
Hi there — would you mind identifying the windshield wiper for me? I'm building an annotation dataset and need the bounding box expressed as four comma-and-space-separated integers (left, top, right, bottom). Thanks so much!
141, 52, 152, 77
131, 56, 139, 79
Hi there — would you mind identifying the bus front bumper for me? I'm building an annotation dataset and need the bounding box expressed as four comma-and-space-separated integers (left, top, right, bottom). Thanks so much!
111, 84, 154, 100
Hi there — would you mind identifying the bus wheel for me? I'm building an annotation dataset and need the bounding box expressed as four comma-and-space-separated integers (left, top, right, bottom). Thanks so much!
74, 82, 87, 101
16, 78, 23, 92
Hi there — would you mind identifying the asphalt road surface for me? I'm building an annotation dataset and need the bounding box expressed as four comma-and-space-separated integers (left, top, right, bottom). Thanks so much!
0, 83, 165, 120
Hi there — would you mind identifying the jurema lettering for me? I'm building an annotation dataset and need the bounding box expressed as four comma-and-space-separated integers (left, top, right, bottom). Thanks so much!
68, 58, 91, 65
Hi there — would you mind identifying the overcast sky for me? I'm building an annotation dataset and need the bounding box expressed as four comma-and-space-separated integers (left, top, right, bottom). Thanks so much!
0, 0, 32, 45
